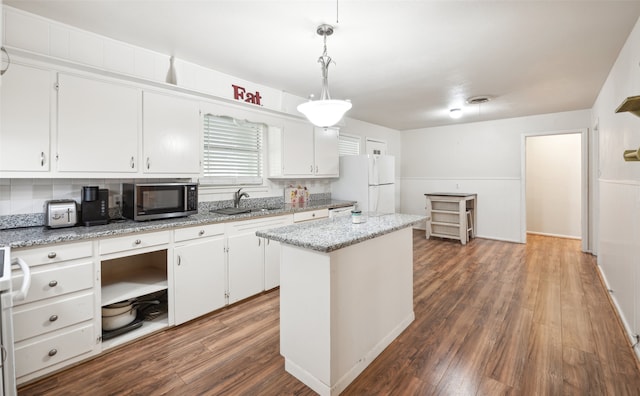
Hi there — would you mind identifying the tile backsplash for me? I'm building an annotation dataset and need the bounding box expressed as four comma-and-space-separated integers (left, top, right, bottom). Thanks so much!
0, 177, 333, 228
0, 178, 121, 216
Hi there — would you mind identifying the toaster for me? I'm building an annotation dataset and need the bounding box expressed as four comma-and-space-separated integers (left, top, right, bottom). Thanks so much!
45, 200, 78, 228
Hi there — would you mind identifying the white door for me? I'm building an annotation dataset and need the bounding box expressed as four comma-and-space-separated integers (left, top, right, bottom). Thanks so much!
142, 91, 201, 174
227, 232, 264, 304
365, 138, 387, 155
313, 127, 339, 176
0, 64, 52, 172
57, 73, 140, 173
174, 235, 226, 325
264, 238, 281, 290
282, 121, 314, 176
369, 184, 395, 213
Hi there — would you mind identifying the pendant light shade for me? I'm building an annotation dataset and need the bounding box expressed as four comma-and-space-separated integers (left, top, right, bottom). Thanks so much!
297, 24, 352, 127
298, 99, 352, 127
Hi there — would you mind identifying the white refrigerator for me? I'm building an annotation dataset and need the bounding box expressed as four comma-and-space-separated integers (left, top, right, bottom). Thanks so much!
331, 155, 395, 213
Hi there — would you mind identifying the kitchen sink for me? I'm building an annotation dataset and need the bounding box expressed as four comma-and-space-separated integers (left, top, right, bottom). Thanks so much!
211, 207, 283, 215
210, 207, 251, 215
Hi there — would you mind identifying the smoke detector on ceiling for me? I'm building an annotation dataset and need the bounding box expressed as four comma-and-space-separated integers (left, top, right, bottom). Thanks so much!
466, 96, 492, 105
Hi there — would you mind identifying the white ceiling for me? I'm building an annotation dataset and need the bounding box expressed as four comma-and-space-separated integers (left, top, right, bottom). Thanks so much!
5, 1, 640, 131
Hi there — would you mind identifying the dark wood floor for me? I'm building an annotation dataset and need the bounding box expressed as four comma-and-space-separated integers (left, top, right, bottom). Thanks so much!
19, 231, 640, 395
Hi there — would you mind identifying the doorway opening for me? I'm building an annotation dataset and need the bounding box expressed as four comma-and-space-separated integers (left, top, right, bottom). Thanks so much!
520, 129, 589, 252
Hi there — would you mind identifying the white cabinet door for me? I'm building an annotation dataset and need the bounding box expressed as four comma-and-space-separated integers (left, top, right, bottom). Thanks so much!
227, 232, 264, 304
57, 73, 140, 173
281, 121, 314, 176
0, 63, 52, 172
174, 235, 226, 325
142, 91, 201, 174
264, 238, 281, 290
313, 127, 339, 177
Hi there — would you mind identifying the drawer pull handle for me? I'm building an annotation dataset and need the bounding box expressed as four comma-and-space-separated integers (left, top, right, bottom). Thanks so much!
48, 349, 58, 357
199, 230, 205, 236
177, 256, 181, 266
48, 280, 58, 287
134, 239, 141, 245
49, 315, 58, 322
47, 252, 57, 259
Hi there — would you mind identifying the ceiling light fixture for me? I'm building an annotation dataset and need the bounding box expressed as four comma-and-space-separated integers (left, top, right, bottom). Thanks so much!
297, 24, 352, 127
449, 108, 463, 119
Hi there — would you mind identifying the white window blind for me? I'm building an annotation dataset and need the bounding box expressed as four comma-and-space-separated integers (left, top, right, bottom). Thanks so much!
202, 114, 264, 185
338, 134, 361, 156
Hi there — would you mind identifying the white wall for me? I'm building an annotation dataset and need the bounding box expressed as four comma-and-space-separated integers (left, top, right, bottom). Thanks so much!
525, 133, 582, 238
400, 110, 590, 242
592, 16, 640, 347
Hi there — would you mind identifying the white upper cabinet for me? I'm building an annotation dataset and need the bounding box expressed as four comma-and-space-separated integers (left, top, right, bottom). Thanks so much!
282, 120, 315, 176
268, 121, 339, 178
57, 73, 140, 173
142, 91, 201, 174
313, 127, 339, 177
0, 63, 52, 172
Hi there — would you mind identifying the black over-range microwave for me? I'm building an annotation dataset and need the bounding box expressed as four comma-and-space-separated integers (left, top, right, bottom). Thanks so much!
122, 183, 198, 221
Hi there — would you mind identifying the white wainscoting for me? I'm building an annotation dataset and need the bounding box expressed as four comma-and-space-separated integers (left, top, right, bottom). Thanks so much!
598, 179, 640, 346
400, 177, 522, 243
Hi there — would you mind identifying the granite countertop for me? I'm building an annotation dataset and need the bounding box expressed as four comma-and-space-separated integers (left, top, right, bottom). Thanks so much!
0, 199, 355, 249
256, 212, 427, 253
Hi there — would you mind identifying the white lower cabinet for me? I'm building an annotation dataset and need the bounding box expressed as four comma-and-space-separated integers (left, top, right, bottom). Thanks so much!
226, 215, 292, 303
173, 224, 226, 325
264, 238, 281, 291
11, 241, 98, 385
227, 232, 264, 304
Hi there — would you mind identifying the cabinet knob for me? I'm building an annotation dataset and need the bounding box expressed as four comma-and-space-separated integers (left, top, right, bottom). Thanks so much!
47, 252, 57, 259
312, 213, 316, 217
48, 280, 58, 287
199, 230, 205, 236
49, 315, 58, 322
48, 349, 58, 357
134, 239, 141, 245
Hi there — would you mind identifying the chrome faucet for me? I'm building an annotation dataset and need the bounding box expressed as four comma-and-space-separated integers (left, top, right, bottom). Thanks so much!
233, 188, 250, 208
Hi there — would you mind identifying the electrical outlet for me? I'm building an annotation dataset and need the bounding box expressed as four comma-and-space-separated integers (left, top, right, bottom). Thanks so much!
113, 194, 122, 207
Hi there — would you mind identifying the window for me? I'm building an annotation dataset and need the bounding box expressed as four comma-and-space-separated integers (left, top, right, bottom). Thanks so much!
202, 114, 264, 185
338, 134, 361, 156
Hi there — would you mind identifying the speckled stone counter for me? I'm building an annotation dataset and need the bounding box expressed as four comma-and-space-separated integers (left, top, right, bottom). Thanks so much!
256, 212, 426, 253
0, 200, 355, 248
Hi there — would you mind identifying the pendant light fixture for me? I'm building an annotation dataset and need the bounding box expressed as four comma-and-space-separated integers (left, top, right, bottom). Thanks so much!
297, 24, 352, 127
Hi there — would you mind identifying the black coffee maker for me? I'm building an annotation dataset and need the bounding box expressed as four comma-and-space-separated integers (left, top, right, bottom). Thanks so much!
81, 186, 109, 226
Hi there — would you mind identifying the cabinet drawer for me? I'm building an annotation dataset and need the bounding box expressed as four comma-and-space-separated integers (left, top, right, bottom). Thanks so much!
15, 323, 95, 378
293, 209, 329, 223
13, 241, 93, 267
99, 231, 170, 255
174, 223, 225, 243
12, 261, 93, 306
14, 292, 94, 342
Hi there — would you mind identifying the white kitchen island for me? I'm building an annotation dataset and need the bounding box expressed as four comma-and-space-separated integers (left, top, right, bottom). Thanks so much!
256, 213, 426, 396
